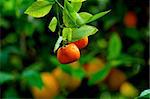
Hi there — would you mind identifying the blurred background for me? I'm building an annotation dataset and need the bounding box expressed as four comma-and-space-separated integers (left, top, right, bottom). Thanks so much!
0, 0, 149, 99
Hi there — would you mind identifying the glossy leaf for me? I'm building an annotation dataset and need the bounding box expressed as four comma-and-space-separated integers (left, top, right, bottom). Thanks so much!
87, 10, 111, 23
138, 89, 150, 98
25, 1, 54, 18
53, 36, 63, 53
72, 25, 98, 42
63, 10, 77, 27
64, 0, 77, 21
62, 28, 72, 42
64, 0, 84, 26
78, 12, 93, 23
48, 17, 57, 32
69, 0, 86, 2
71, 2, 82, 12
108, 33, 122, 60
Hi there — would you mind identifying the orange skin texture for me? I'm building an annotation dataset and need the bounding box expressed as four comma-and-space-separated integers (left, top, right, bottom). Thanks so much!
105, 68, 127, 91
31, 72, 59, 99
73, 37, 88, 49
124, 11, 137, 27
57, 43, 80, 64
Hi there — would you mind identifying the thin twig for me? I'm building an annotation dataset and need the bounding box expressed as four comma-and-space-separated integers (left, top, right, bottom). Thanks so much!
55, 0, 64, 9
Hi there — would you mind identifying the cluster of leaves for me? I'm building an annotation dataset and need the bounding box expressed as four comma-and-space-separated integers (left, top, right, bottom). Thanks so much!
25, 0, 110, 52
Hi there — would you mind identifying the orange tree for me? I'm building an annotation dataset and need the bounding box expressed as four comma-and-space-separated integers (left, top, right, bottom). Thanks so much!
24, 0, 111, 64
0, 0, 149, 98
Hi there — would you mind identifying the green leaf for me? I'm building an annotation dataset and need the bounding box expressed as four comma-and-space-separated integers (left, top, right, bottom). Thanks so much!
63, 0, 84, 26
87, 10, 111, 23
63, 10, 77, 27
22, 70, 43, 89
49, 56, 60, 65
79, 51, 98, 65
48, 17, 57, 32
53, 36, 63, 53
3, 87, 19, 99
110, 54, 145, 67
88, 64, 111, 85
25, 1, 54, 18
78, 12, 93, 23
125, 28, 142, 40
71, 2, 82, 12
69, 0, 86, 2
128, 43, 144, 53
62, 28, 72, 42
71, 67, 85, 79
138, 89, 150, 99
72, 25, 98, 42
60, 64, 73, 75
64, 0, 77, 21
108, 33, 122, 60
0, 72, 15, 85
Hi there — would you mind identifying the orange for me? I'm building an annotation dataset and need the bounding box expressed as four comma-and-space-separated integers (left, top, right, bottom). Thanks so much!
124, 11, 137, 27
52, 67, 70, 88
57, 43, 80, 64
52, 67, 81, 91
31, 72, 59, 99
73, 37, 88, 49
105, 68, 127, 91
65, 76, 81, 92
83, 58, 105, 77
120, 81, 139, 97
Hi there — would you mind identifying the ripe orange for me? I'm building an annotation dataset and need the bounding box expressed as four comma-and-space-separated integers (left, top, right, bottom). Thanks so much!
73, 37, 88, 49
57, 43, 80, 64
52, 67, 70, 88
66, 76, 81, 92
105, 68, 127, 91
124, 11, 137, 27
120, 81, 139, 97
52, 67, 81, 91
31, 72, 59, 99
83, 58, 105, 77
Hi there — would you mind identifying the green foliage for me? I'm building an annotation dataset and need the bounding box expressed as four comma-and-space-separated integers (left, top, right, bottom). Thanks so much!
125, 28, 142, 40
87, 10, 111, 23
22, 70, 43, 89
25, 0, 55, 18
0, 72, 15, 85
69, 0, 86, 2
138, 89, 150, 99
71, 67, 85, 79
71, 2, 82, 12
108, 33, 122, 60
62, 28, 72, 42
72, 25, 98, 42
0, 0, 148, 98
88, 64, 111, 85
3, 87, 19, 99
78, 12, 93, 24
49, 17, 58, 32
